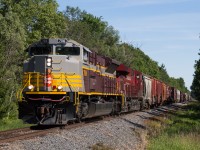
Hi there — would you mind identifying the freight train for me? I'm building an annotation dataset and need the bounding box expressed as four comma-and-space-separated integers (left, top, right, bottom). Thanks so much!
18, 38, 190, 125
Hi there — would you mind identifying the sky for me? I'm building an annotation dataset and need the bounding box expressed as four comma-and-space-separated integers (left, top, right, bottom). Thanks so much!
57, 0, 200, 90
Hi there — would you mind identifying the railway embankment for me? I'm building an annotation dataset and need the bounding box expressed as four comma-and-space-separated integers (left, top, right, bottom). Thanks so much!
147, 101, 200, 150
0, 102, 195, 150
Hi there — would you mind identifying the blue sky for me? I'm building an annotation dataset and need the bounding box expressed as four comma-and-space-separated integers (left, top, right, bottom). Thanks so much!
57, 0, 200, 90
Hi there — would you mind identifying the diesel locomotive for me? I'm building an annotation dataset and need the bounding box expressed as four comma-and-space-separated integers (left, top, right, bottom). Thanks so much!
18, 38, 190, 125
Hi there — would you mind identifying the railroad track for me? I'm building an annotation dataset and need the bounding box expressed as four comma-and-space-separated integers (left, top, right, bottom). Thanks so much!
0, 103, 186, 145
0, 126, 58, 144
0, 116, 112, 144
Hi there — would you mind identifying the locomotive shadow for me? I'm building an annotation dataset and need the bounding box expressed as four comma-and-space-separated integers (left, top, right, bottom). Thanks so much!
145, 106, 176, 116
136, 115, 163, 123
119, 117, 146, 130
84, 116, 104, 124
30, 125, 62, 130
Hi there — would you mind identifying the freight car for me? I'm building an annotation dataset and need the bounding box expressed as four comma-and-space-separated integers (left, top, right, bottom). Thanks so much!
18, 38, 189, 125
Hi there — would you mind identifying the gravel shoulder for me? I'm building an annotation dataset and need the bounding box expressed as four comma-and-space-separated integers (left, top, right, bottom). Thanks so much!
0, 104, 184, 150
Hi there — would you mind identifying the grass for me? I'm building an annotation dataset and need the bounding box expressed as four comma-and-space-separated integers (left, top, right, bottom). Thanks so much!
0, 118, 32, 131
147, 101, 200, 150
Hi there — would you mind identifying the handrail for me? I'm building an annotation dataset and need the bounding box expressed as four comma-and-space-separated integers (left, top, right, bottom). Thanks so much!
18, 72, 41, 102
37, 72, 39, 91
64, 74, 78, 92
64, 73, 80, 112
17, 78, 29, 102
18, 73, 32, 102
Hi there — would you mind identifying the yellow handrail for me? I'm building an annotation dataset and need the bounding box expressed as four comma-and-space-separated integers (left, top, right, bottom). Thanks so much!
64, 74, 78, 92
64, 73, 80, 113
17, 75, 31, 102
18, 72, 41, 101
37, 72, 39, 91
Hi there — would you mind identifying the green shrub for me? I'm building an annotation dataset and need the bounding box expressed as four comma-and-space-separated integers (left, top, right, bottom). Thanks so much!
147, 102, 200, 150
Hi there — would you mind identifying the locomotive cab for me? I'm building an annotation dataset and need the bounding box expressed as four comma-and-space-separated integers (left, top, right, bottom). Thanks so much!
19, 38, 91, 125
19, 38, 122, 125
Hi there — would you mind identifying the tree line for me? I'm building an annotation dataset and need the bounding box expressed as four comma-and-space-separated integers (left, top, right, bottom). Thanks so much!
191, 51, 200, 100
0, 0, 188, 121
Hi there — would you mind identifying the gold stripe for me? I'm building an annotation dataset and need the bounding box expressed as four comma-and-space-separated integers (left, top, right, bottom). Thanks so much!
23, 79, 82, 83
55, 83, 82, 86
78, 92, 123, 96
23, 84, 82, 87
101, 74, 115, 78
26, 92, 66, 94
53, 75, 81, 79
53, 79, 82, 82
82, 67, 115, 78
96, 65, 107, 69
82, 67, 100, 73
65, 75, 81, 78
60, 84, 82, 87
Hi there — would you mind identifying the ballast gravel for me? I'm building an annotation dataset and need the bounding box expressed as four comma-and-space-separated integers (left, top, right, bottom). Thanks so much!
0, 104, 182, 150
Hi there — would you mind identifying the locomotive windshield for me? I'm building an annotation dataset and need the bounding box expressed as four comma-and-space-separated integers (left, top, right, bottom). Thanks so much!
30, 46, 52, 56
56, 47, 80, 55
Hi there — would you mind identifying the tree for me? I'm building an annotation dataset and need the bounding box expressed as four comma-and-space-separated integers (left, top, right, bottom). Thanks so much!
0, 0, 67, 120
14, 0, 66, 44
0, 9, 26, 119
159, 64, 170, 83
191, 51, 200, 100
64, 6, 119, 51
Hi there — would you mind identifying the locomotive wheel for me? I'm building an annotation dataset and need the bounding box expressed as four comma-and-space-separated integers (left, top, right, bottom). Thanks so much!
145, 102, 150, 110
76, 118, 82, 123
140, 101, 144, 110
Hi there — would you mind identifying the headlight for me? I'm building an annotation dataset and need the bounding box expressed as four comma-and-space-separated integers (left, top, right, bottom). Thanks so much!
28, 85, 34, 90
46, 57, 52, 67
58, 85, 63, 90
47, 62, 51, 66
47, 58, 52, 63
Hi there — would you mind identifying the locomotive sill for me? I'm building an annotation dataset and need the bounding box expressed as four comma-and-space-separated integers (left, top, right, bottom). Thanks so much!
26, 92, 67, 94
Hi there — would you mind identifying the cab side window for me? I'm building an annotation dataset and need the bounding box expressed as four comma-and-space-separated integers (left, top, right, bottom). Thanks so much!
56, 47, 80, 55
83, 49, 88, 62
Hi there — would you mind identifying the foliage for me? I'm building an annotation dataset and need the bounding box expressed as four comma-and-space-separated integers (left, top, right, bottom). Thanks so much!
64, 6, 119, 50
0, 118, 31, 131
191, 51, 200, 100
0, 0, 66, 121
147, 101, 200, 150
170, 77, 188, 93
14, 0, 66, 44
0, 2, 188, 123
0, 8, 26, 119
